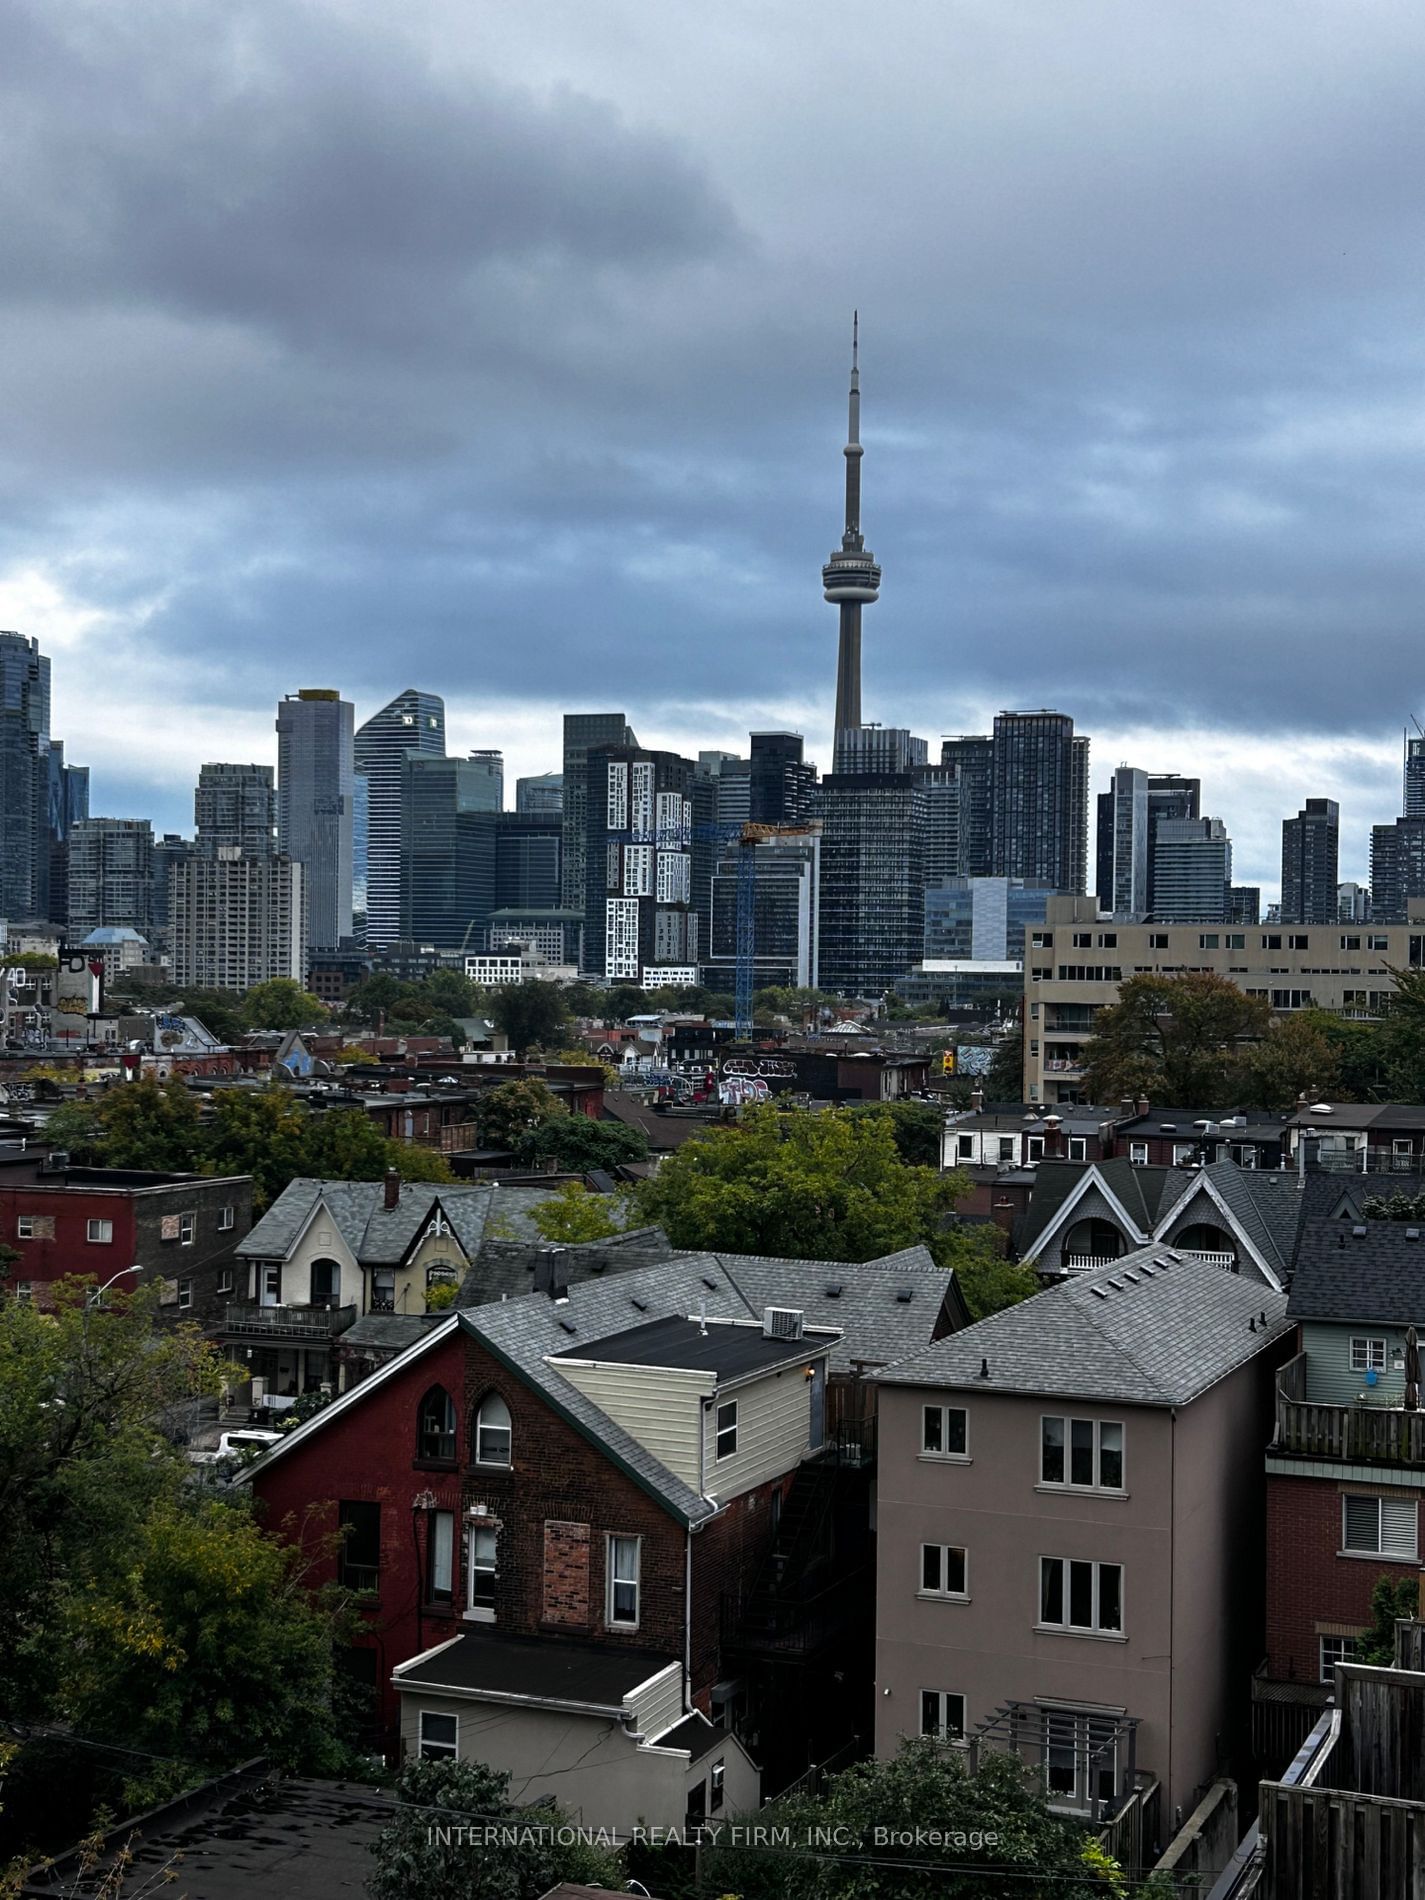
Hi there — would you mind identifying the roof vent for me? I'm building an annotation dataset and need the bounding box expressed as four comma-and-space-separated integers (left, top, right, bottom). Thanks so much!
894, 1288, 914, 1304
702, 1276, 719, 1291
631, 1296, 648, 1312
978, 1357, 990, 1379
1091, 1286, 1108, 1299
1106, 1277, 1123, 1290
1408, 1230, 1421, 1243
1309, 1103, 1334, 1115
824, 1283, 843, 1299
1352, 1225, 1368, 1239
762, 1307, 804, 1341
558, 1319, 577, 1335
1124, 1271, 1140, 1284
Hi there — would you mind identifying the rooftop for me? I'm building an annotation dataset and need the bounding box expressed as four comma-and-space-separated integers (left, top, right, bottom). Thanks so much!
393, 1629, 677, 1711
549, 1312, 827, 1379
1289, 1216, 1425, 1324
878, 1249, 1291, 1405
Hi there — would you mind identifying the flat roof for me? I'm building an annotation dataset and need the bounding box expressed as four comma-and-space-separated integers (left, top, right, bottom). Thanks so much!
550, 1312, 823, 1378
394, 1629, 677, 1709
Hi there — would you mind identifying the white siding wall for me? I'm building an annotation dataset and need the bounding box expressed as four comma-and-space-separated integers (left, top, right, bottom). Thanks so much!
279, 1202, 362, 1308
703, 1360, 817, 1500
553, 1361, 713, 1487
625, 1661, 684, 1741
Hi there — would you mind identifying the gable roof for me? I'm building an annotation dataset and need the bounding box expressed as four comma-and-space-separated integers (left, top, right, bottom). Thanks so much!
1289, 1216, 1425, 1324
877, 1249, 1291, 1406
235, 1178, 563, 1266
1017, 1159, 1178, 1258
1155, 1162, 1306, 1290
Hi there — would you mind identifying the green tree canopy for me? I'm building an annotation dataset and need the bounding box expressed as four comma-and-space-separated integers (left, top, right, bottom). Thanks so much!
1356, 1572, 1420, 1664
44, 1076, 202, 1171
604, 983, 651, 1022
474, 1077, 567, 1152
240, 978, 330, 1031
1231, 1011, 1345, 1110
1080, 972, 1271, 1109
517, 1114, 648, 1173
1373, 965, 1425, 1102
489, 979, 570, 1056
529, 1181, 633, 1243
846, 1099, 944, 1168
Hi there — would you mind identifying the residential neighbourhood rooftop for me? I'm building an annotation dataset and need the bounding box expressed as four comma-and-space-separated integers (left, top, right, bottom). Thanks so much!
548, 1311, 829, 1378
393, 1629, 679, 1709
1288, 1215, 1425, 1324
878, 1250, 1292, 1405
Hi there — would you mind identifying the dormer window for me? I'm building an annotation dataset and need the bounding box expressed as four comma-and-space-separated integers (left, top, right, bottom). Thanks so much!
474, 1394, 512, 1468
418, 1387, 456, 1463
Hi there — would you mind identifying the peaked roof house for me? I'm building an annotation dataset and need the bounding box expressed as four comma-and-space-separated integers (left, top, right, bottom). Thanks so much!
873, 1252, 1292, 1840
243, 1243, 961, 1805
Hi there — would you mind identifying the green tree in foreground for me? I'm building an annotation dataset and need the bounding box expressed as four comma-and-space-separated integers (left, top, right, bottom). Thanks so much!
489, 979, 569, 1057
1080, 971, 1271, 1109
369, 1757, 621, 1900
847, 1099, 944, 1168
692, 1737, 1122, 1900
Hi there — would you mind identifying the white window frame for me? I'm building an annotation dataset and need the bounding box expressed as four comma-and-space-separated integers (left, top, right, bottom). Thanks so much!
710, 1759, 725, 1812
466, 1523, 497, 1623
919, 1689, 965, 1741
1129, 1142, 1148, 1166
418, 1710, 459, 1760
218, 1205, 235, 1231
1067, 1136, 1087, 1162
87, 1218, 113, 1244
920, 1543, 968, 1600
1319, 1635, 1358, 1682
1040, 1416, 1125, 1493
715, 1399, 738, 1460
474, 1394, 512, 1468
427, 1509, 455, 1604
177, 1279, 193, 1311
216, 1268, 233, 1295
16, 1216, 35, 1240
606, 1533, 641, 1629
920, 1403, 969, 1460
1038, 1557, 1124, 1636
1342, 1494, 1418, 1561
1350, 1337, 1387, 1374
179, 1211, 195, 1245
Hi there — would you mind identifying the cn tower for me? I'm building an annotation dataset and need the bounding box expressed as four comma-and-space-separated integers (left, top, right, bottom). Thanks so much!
822, 313, 881, 769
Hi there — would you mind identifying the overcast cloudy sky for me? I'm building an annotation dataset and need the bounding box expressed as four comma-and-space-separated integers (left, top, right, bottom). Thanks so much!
4, 0, 1424, 898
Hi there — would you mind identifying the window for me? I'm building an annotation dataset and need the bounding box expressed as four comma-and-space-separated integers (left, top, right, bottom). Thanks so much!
1289, 935, 1309, 950
1149, 933, 1169, 949
920, 1690, 965, 1741
87, 1219, 113, 1244
1039, 1558, 1123, 1633
418, 1387, 457, 1463
1369, 934, 1389, 951
474, 1393, 512, 1467
1341, 935, 1361, 952
1198, 934, 1219, 950
419, 1711, 458, 1760
1072, 932, 1093, 948
1129, 1142, 1148, 1166
310, 1259, 341, 1308
1041, 1417, 1124, 1491
1097, 933, 1117, 948
716, 1400, 738, 1460
1172, 1143, 1195, 1165
179, 1212, 195, 1245
1042, 1708, 1120, 1810
1227, 933, 1245, 950
921, 1404, 968, 1458
1350, 1337, 1387, 1374
371, 1268, 395, 1313
218, 1205, 235, 1231
217, 1268, 233, 1295
1342, 1495, 1417, 1560
607, 1534, 641, 1627
16, 1216, 34, 1240
710, 1760, 725, 1812
338, 1500, 381, 1592
1067, 1136, 1087, 1161
1026, 1134, 1044, 1160
920, 1544, 968, 1598
998, 1136, 1016, 1162
1262, 934, 1282, 950
426, 1510, 454, 1603
467, 1524, 497, 1620
957, 1134, 974, 1158
1320, 1635, 1358, 1681
177, 1279, 192, 1311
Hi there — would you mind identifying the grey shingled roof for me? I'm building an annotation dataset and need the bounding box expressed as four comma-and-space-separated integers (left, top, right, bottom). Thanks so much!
339, 1313, 436, 1353
696, 1244, 967, 1372
236, 1178, 562, 1265
1289, 1216, 1425, 1324
1018, 1159, 1177, 1256
877, 1248, 1290, 1405
1160, 1162, 1306, 1283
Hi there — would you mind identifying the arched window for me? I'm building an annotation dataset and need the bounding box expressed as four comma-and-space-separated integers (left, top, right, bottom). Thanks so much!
474, 1393, 512, 1468
418, 1386, 456, 1462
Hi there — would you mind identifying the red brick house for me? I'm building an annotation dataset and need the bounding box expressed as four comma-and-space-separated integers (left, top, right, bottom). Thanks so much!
244, 1247, 954, 1794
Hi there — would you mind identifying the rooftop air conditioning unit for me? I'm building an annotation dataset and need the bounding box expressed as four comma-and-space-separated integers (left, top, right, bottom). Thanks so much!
762, 1306, 804, 1341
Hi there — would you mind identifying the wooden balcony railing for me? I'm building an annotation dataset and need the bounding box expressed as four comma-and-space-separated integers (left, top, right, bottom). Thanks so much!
223, 1303, 357, 1340
1275, 1351, 1425, 1465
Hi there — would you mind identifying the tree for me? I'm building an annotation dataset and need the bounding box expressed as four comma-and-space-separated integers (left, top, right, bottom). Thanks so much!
489, 980, 569, 1056
369, 1757, 620, 1900
1355, 1572, 1420, 1664
240, 978, 329, 1031
344, 972, 406, 1026
847, 1100, 944, 1168
636, 1105, 965, 1265
205, 1089, 315, 1208
1231, 1012, 1345, 1110
529, 1182, 632, 1243
981, 1029, 1024, 1104
517, 1115, 648, 1173
474, 1079, 566, 1153
421, 968, 481, 1019
1374, 965, 1425, 1102
1080, 972, 1271, 1109
947, 1224, 1041, 1320
692, 1736, 1120, 1900
43, 1077, 202, 1172
605, 984, 651, 1023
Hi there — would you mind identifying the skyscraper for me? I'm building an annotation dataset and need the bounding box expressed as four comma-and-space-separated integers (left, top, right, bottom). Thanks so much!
1096, 766, 1150, 918
989, 711, 1089, 893
354, 689, 445, 946
1281, 798, 1340, 925
818, 769, 924, 994
1406, 728, 1425, 818
1151, 817, 1233, 923
516, 773, 564, 815
706, 829, 821, 992
276, 689, 355, 950
584, 745, 697, 983
398, 756, 499, 948
748, 732, 815, 825
561, 712, 637, 925
0, 631, 52, 922
195, 763, 275, 856
822, 317, 881, 770
466, 750, 505, 811
494, 812, 562, 912
926, 737, 994, 882
67, 819, 154, 939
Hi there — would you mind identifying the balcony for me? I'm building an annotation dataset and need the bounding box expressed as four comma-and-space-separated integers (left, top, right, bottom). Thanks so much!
1274, 1351, 1425, 1465
1310, 1149, 1418, 1174
222, 1302, 357, 1341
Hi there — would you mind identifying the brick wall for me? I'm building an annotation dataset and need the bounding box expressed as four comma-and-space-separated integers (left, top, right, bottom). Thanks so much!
1266, 1470, 1425, 1680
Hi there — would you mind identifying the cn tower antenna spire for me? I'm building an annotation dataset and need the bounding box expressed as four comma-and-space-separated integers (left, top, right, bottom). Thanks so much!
823, 313, 881, 762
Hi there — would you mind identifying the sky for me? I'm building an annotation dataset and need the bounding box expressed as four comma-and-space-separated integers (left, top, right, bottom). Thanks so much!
4, 0, 1425, 901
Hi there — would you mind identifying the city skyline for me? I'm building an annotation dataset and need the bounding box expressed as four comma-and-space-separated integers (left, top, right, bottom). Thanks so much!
7, 2, 1425, 897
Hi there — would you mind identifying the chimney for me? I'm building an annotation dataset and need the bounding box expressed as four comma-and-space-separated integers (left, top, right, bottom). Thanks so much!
383, 1168, 400, 1211
534, 1246, 569, 1301
1135, 1096, 1150, 1118
970, 1087, 985, 1113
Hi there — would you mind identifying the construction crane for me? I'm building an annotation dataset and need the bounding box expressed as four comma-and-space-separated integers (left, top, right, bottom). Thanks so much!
698, 822, 819, 1040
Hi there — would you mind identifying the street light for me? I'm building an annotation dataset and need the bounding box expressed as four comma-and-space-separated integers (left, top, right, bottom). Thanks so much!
85, 1265, 141, 1311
